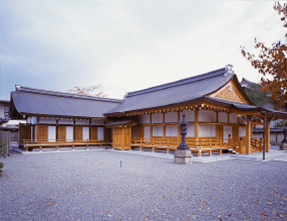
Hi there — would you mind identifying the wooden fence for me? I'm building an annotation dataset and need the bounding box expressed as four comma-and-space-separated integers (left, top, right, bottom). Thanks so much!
0, 131, 10, 157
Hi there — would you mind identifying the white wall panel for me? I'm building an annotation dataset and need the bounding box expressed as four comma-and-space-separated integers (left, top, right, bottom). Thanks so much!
239, 126, 246, 137
98, 127, 104, 140
165, 112, 178, 123
229, 113, 238, 123
180, 110, 195, 121
35, 125, 38, 142
224, 126, 233, 140
31, 117, 37, 125
48, 126, 56, 142
152, 126, 163, 137
166, 125, 178, 137
198, 110, 216, 122
139, 114, 150, 124
186, 124, 195, 137
66, 126, 74, 141
218, 112, 228, 123
199, 125, 216, 137
58, 118, 74, 125
152, 113, 163, 123
144, 126, 150, 139
82, 127, 89, 140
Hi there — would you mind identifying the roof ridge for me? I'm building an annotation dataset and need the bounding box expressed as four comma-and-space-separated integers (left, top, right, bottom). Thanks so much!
16, 85, 124, 103
126, 67, 227, 98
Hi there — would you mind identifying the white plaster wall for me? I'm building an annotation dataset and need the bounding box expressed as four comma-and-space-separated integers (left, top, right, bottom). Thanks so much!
186, 124, 195, 137
31, 126, 33, 140
58, 118, 74, 125
39, 118, 56, 125
139, 114, 150, 124
152, 126, 163, 136
166, 125, 178, 137
165, 112, 178, 123
152, 113, 163, 123
91, 120, 104, 126
31, 117, 37, 124
48, 126, 56, 141
75, 119, 90, 125
223, 126, 233, 140
218, 112, 228, 123
82, 127, 90, 140
198, 110, 216, 122
180, 110, 195, 121
239, 126, 246, 137
66, 126, 74, 141
229, 113, 238, 124
144, 126, 150, 139
199, 125, 216, 137
35, 125, 38, 141
98, 127, 104, 140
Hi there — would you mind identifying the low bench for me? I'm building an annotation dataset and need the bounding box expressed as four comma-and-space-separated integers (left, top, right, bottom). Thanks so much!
130, 143, 231, 157
21, 142, 111, 151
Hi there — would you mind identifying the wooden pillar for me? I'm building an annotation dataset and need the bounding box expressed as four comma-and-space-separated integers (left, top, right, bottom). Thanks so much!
266, 122, 270, 152
195, 109, 199, 139
73, 119, 76, 143
121, 127, 124, 150
163, 113, 166, 138
150, 114, 152, 140
246, 118, 252, 155
56, 118, 58, 143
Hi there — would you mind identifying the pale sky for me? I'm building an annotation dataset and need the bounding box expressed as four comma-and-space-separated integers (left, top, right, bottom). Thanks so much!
0, 0, 285, 101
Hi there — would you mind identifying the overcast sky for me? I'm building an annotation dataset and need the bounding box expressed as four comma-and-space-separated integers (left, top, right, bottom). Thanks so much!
0, 0, 285, 101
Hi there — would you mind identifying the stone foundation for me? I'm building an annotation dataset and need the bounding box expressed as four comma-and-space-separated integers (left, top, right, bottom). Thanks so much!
280, 142, 287, 150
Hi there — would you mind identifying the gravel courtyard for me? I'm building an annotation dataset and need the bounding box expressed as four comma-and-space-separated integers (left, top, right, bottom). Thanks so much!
1, 150, 287, 221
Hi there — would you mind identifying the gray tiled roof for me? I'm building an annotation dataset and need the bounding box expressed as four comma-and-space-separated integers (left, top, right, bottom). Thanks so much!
11, 86, 123, 119
105, 67, 238, 114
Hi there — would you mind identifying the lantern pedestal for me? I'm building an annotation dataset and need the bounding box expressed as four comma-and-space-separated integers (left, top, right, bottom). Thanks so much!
174, 113, 193, 165
174, 149, 192, 165
280, 127, 287, 150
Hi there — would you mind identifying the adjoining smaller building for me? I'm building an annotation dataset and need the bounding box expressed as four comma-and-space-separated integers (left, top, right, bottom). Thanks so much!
9, 86, 123, 151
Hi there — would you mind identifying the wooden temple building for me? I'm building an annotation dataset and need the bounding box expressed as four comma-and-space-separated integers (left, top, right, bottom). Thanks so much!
10, 65, 287, 155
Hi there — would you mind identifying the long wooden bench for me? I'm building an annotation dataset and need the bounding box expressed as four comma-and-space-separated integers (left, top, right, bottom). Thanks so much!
130, 138, 232, 157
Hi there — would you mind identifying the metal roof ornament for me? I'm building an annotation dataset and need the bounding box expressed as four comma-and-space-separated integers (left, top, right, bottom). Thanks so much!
224, 64, 234, 76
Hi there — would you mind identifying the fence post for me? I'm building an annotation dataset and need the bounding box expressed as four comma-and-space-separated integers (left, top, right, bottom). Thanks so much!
239, 137, 243, 154
228, 134, 231, 145
259, 138, 263, 151
140, 138, 142, 151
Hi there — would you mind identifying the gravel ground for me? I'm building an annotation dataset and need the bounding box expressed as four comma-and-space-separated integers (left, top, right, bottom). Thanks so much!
0, 150, 287, 221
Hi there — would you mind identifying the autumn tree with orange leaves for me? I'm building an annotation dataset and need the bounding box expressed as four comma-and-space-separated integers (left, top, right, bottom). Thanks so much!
67, 85, 108, 97
241, 1, 287, 109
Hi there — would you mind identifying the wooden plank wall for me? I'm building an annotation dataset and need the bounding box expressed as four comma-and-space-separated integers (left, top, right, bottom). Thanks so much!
19, 125, 31, 140
38, 125, 48, 140
90, 127, 98, 141
58, 126, 66, 141
75, 126, 83, 141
